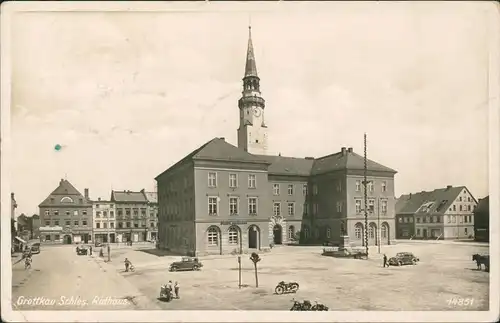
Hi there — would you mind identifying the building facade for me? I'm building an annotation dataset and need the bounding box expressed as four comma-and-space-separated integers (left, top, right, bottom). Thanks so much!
156, 27, 397, 255
474, 196, 489, 242
38, 179, 93, 244
111, 190, 151, 243
92, 198, 116, 243
144, 191, 159, 241
396, 185, 477, 240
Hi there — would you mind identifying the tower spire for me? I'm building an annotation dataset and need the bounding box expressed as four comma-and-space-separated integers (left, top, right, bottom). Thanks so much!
244, 25, 258, 78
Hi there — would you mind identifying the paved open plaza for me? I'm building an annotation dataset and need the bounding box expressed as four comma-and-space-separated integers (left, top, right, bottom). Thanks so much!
11, 241, 489, 311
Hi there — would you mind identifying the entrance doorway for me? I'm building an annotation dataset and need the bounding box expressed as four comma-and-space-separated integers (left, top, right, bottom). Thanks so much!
273, 224, 282, 245
248, 226, 259, 249
63, 235, 72, 244
83, 234, 89, 244
423, 229, 428, 239
110, 233, 115, 243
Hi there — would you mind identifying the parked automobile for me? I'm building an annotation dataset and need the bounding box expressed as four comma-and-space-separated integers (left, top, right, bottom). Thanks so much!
28, 241, 41, 254
388, 252, 419, 266
169, 256, 203, 272
322, 247, 367, 259
76, 246, 88, 256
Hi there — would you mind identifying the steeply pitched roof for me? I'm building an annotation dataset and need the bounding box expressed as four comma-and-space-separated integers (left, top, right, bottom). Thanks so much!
255, 155, 314, 176
145, 192, 157, 204
311, 150, 397, 175
155, 138, 270, 179
111, 190, 148, 203
39, 179, 90, 207
396, 186, 466, 215
244, 26, 258, 78
475, 196, 489, 214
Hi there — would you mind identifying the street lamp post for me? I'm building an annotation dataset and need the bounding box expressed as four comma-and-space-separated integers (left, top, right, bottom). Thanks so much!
362, 133, 369, 258
377, 198, 381, 254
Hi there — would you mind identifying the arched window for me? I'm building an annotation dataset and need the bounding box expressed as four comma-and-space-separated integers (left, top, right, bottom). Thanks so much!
369, 224, 376, 239
207, 227, 219, 246
381, 223, 388, 238
354, 223, 363, 239
60, 196, 73, 203
326, 227, 331, 239
228, 227, 239, 245
288, 226, 295, 239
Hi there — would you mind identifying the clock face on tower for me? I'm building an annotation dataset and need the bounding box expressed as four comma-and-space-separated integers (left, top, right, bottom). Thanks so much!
253, 108, 261, 117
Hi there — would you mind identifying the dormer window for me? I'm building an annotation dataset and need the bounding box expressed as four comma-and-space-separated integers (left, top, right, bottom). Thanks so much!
60, 196, 73, 203
418, 202, 434, 213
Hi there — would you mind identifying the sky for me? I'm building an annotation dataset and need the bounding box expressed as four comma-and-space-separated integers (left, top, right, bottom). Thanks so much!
7, 1, 495, 216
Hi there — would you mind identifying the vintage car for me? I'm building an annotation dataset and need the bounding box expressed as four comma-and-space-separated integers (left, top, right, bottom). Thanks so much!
388, 252, 419, 266
28, 241, 41, 254
169, 256, 203, 272
322, 247, 367, 259
76, 246, 88, 256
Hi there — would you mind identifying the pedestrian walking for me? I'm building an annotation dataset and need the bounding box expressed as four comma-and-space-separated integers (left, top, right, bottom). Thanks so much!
89, 246, 93, 256
383, 254, 388, 267
124, 258, 131, 272
174, 281, 180, 299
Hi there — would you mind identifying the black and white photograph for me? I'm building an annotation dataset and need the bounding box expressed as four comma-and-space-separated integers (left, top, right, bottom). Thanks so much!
1, 1, 499, 322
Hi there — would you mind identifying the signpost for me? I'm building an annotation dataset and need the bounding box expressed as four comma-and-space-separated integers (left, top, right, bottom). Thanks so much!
238, 256, 242, 289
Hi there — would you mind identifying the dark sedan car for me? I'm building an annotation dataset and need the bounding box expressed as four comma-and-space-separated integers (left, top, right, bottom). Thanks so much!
169, 257, 203, 272
388, 252, 419, 266
76, 246, 88, 255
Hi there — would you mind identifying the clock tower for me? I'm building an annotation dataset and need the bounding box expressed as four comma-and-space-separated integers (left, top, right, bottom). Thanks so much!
237, 26, 268, 155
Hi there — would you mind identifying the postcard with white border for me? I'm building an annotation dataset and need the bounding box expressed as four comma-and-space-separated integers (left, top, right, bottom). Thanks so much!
1, 1, 499, 322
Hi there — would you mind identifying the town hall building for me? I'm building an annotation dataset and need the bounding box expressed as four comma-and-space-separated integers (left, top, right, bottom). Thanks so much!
156, 27, 397, 256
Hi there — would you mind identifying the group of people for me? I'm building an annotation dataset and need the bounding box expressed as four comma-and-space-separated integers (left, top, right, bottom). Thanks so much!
164, 280, 181, 299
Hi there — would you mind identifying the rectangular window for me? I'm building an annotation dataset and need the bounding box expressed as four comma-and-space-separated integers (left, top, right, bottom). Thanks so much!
459, 205, 463, 211
208, 197, 218, 215
110, 211, 114, 217
66, 211, 70, 216
45, 220, 50, 226
409, 217, 414, 223
73, 210, 78, 216
54, 234, 60, 241
208, 172, 217, 187
287, 184, 294, 195
96, 222, 100, 228
467, 205, 471, 211
134, 223, 139, 228
416, 217, 421, 223
355, 180, 361, 192
133, 209, 139, 216
355, 200, 362, 214
65, 220, 70, 225
110, 222, 114, 228
248, 197, 258, 215
229, 197, 238, 215
336, 201, 342, 213
453, 205, 456, 211
74, 220, 79, 226
303, 184, 308, 196
465, 228, 468, 234
273, 202, 281, 216
313, 203, 319, 215
368, 199, 375, 213
54, 210, 59, 216
303, 202, 308, 215
126, 209, 131, 216
102, 211, 107, 217
416, 228, 421, 236
288, 202, 295, 216
423, 217, 427, 223
44, 210, 49, 216
82, 220, 87, 226
248, 174, 256, 188
118, 209, 123, 216
273, 184, 280, 195
118, 222, 123, 229
126, 222, 131, 228
381, 200, 388, 214
96, 211, 101, 217
229, 174, 238, 188
313, 184, 318, 195
382, 181, 387, 192
437, 216, 441, 223
54, 220, 59, 226
45, 235, 51, 241
103, 222, 108, 228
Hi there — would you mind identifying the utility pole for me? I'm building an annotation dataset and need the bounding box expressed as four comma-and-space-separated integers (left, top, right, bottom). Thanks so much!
363, 133, 369, 258
377, 198, 381, 254
238, 256, 242, 289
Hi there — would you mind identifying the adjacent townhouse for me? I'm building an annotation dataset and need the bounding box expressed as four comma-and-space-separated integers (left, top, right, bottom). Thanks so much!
38, 179, 93, 244
92, 198, 116, 243
144, 191, 159, 241
474, 196, 489, 242
396, 185, 477, 240
111, 189, 151, 243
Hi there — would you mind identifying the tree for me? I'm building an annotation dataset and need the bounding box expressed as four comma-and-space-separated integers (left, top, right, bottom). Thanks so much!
249, 252, 261, 288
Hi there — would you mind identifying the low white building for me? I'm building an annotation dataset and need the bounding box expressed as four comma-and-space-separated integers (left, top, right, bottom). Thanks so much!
92, 198, 116, 243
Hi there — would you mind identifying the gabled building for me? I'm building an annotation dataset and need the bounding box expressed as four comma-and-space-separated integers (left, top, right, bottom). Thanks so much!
474, 196, 489, 242
38, 179, 93, 244
155, 26, 397, 256
396, 185, 477, 240
111, 189, 150, 243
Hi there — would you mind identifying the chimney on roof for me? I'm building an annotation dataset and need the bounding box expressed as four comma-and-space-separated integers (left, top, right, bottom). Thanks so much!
60, 178, 64, 184
347, 147, 353, 153
219, 137, 225, 141
341, 147, 347, 155
84, 188, 89, 199
446, 185, 452, 190
98, 197, 101, 201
